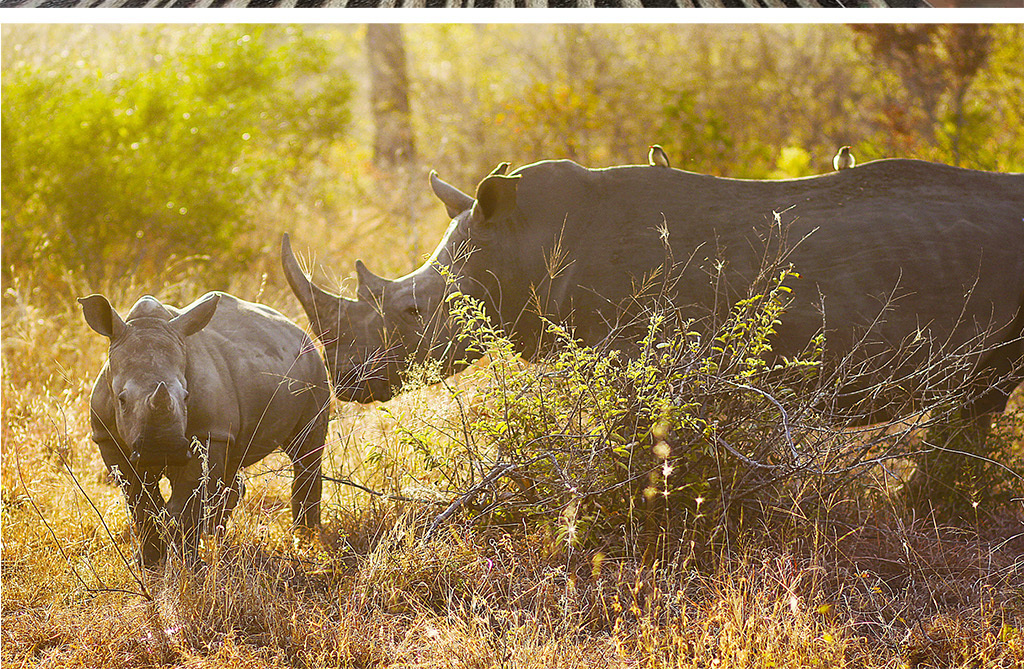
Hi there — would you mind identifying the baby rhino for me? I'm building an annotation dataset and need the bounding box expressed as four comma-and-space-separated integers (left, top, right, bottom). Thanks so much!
79, 291, 330, 568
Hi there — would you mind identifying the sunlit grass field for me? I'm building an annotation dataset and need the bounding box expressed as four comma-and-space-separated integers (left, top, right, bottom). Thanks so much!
4, 23, 1024, 669
3, 257, 1023, 667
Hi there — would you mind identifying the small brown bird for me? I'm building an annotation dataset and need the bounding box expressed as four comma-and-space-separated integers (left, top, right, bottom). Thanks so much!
833, 146, 855, 171
649, 144, 670, 168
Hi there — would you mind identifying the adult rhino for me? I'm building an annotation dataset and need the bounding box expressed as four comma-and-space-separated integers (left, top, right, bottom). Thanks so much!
80, 291, 330, 567
283, 158, 1023, 475
284, 158, 1023, 405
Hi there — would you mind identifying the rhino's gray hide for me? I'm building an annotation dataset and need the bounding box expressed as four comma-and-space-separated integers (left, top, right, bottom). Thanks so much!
81, 291, 329, 567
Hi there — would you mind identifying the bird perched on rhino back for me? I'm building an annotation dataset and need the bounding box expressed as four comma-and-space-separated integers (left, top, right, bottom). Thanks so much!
833, 146, 855, 171
649, 144, 670, 168
79, 291, 330, 568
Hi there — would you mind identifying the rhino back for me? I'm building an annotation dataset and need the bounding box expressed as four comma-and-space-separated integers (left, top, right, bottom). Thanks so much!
506, 159, 1024, 367
179, 293, 328, 467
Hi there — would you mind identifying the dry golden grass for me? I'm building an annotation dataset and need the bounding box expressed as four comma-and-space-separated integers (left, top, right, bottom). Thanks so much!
3, 269, 1023, 669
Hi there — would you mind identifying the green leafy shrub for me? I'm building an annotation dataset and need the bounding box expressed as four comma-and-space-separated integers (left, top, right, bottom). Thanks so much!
2, 25, 352, 289
394, 243, 1021, 560
439, 263, 825, 554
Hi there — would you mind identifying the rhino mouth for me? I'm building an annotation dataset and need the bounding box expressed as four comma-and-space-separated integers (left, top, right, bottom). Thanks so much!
129, 441, 195, 470
328, 345, 404, 403
332, 370, 392, 404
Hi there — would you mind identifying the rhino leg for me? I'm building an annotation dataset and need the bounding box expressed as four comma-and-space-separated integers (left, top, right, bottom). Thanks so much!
910, 326, 1022, 514
125, 476, 167, 568
286, 417, 326, 530
165, 446, 239, 564
97, 438, 167, 568
164, 477, 203, 565
905, 409, 994, 515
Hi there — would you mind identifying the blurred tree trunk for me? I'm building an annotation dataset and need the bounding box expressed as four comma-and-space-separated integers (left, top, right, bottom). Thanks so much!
850, 25, 993, 166
558, 25, 586, 162
366, 24, 419, 268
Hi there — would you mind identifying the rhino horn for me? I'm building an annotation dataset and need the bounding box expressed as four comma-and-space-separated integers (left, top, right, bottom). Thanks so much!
281, 234, 349, 339
430, 170, 475, 219
355, 260, 391, 302
148, 381, 173, 413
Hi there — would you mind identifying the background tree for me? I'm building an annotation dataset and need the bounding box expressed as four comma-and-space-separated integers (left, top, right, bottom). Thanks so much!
366, 24, 419, 269
2, 24, 1021, 298
851, 25, 994, 166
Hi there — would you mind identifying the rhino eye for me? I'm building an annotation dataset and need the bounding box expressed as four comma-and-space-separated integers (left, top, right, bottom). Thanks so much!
117, 391, 128, 409
401, 304, 420, 320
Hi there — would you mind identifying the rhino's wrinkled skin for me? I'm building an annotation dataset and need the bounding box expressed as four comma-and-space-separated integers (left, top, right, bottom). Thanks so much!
283, 159, 1024, 426
80, 291, 330, 567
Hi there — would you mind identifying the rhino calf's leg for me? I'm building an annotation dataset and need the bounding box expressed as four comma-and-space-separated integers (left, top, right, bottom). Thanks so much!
164, 480, 204, 566
291, 453, 322, 529
287, 419, 326, 530
164, 449, 235, 565
124, 475, 168, 568
103, 446, 167, 568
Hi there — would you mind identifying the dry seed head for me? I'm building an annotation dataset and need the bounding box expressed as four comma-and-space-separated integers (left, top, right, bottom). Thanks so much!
592, 552, 604, 579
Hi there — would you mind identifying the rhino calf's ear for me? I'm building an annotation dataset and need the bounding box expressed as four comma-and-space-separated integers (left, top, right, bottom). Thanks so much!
471, 174, 520, 225
169, 292, 220, 337
79, 294, 127, 340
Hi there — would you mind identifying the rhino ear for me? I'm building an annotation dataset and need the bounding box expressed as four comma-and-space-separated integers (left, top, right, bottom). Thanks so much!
169, 292, 220, 337
79, 294, 127, 340
471, 174, 521, 226
430, 171, 475, 219
355, 260, 390, 302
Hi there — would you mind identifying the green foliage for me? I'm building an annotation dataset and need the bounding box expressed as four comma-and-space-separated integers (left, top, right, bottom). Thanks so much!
390, 238, 1020, 554
409, 24, 1022, 189
421, 262, 828, 557
2, 24, 1022, 300
849, 24, 1023, 171
1, 25, 352, 289
656, 88, 735, 175
771, 147, 814, 180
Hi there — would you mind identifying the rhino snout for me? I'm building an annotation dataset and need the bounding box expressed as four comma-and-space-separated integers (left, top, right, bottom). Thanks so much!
128, 435, 195, 470
130, 447, 193, 465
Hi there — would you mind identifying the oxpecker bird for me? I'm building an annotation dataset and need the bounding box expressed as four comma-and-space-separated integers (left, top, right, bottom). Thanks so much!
649, 144, 670, 168
833, 146, 855, 171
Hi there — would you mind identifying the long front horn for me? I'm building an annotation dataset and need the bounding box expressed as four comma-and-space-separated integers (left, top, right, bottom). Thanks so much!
430, 170, 475, 219
281, 234, 349, 335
